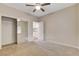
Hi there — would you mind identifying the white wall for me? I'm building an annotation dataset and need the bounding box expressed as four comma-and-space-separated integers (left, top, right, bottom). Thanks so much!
40, 4, 79, 48
0, 4, 37, 49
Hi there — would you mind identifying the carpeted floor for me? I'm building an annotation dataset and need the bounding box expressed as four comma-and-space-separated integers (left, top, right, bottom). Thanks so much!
0, 42, 79, 56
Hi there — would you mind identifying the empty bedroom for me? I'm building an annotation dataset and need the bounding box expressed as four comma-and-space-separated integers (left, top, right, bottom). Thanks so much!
0, 3, 79, 56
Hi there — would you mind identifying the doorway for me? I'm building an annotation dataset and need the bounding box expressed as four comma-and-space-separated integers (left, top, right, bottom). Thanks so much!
2, 16, 17, 46
33, 21, 44, 41
17, 21, 28, 43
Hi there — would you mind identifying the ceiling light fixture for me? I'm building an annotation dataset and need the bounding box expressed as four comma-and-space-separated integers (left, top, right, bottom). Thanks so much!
35, 6, 41, 10
25, 3, 51, 12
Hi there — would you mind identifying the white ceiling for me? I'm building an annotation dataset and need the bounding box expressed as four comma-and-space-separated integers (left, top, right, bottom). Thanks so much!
3, 3, 75, 17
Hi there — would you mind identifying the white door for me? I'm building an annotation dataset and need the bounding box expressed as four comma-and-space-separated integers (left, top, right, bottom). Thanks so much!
33, 21, 44, 41
39, 22, 44, 41
2, 17, 17, 45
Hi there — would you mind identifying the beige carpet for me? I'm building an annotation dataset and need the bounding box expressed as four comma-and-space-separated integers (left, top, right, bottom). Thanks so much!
0, 42, 79, 56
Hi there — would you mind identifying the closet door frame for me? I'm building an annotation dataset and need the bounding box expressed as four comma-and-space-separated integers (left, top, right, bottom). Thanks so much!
1, 16, 17, 48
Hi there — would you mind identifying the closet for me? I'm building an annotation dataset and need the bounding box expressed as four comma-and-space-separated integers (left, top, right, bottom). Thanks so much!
2, 16, 17, 46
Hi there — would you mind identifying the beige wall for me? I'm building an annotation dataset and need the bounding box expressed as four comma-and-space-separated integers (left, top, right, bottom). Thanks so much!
40, 4, 79, 48
77, 4, 79, 46
0, 16, 1, 49
0, 4, 37, 49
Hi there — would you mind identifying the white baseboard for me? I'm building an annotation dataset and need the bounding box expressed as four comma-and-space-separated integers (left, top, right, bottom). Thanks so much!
45, 40, 79, 49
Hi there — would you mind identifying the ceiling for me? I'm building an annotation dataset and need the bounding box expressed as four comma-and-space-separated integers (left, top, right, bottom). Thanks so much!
3, 3, 75, 17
